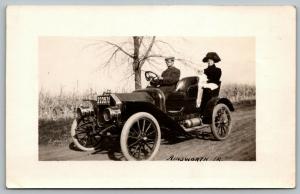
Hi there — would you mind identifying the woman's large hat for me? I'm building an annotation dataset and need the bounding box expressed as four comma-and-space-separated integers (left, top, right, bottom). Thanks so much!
202, 52, 221, 63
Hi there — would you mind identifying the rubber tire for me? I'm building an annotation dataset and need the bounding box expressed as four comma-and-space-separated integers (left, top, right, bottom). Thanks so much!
70, 119, 96, 151
120, 112, 161, 161
211, 103, 232, 141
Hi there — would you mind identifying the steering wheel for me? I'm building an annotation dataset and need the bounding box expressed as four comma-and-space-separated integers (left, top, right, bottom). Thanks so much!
145, 71, 160, 82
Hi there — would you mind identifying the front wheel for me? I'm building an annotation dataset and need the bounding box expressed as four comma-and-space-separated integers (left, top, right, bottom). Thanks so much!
120, 112, 161, 161
70, 117, 102, 151
211, 103, 232, 140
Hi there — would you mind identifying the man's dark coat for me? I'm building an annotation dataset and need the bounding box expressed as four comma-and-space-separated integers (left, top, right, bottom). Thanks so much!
159, 66, 180, 97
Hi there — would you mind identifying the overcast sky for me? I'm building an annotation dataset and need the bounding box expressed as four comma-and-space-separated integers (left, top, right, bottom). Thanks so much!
39, 36, 255, 95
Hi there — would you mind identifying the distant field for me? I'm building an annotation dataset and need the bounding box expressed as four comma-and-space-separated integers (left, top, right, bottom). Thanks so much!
220, 83, 255, 102
39, 84, 255, 121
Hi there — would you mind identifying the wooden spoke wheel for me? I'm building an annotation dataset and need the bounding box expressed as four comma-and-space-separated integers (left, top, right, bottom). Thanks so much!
71, 117, 102, 151
211, 103, 232, 140
120, 112, 161, 161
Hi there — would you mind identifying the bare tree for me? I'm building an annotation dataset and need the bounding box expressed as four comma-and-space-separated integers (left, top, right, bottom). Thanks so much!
100, 36, 157, 89
84, 36, 196, 90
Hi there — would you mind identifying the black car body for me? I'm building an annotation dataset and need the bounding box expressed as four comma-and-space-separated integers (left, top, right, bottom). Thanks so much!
71, 73, 234, 161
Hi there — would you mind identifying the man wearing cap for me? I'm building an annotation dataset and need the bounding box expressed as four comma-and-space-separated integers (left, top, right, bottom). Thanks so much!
151, 56, 180, 98
196, 52, 222, 108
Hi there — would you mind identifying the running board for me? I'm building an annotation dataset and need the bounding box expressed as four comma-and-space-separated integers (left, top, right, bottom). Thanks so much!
181, 124, 210, 132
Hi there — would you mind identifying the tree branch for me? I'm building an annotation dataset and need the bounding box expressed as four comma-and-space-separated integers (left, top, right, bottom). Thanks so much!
145, 58, 165, 72
139, 36, 156, 68
155, 40, 181, 54
141, 54, 166, 61
138, 36, 144, 50
103, 47, 121, 68
176, 58, 199, 72
103, 41, 134, 58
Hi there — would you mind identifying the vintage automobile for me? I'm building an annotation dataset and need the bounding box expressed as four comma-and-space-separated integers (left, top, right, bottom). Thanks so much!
70, 71, 234, 160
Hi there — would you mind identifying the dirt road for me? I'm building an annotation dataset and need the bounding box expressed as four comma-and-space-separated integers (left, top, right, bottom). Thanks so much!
39, 104, 255, 161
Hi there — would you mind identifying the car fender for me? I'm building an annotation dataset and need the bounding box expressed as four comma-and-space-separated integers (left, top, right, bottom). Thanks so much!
202, 97, 234, 124
123, 101, 185, 133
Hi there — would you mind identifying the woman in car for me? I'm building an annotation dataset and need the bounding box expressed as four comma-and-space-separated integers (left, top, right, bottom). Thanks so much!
196, 52, 222, 108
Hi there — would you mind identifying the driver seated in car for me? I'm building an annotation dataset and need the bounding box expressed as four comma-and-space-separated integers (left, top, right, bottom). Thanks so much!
150, 56, 180, 98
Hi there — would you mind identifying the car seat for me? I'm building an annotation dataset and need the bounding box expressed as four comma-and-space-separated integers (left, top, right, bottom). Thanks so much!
166, 76, 199, 113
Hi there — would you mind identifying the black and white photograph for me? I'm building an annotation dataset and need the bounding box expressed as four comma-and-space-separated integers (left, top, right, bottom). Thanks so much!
38, 36, 256, 161
6, 6, 295, 188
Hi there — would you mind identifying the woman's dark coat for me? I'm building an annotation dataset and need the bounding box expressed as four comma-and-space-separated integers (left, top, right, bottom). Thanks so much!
204, 64, 222, 85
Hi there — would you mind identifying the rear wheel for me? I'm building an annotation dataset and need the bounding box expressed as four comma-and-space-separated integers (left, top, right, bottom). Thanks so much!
70, 117, 102, 151
120, 112, 161, 161
211, 103, 232, 140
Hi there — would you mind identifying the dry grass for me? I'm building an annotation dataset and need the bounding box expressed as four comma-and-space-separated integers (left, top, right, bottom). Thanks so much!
39, 84, 255, 121
220, 83, 255, 102
39, 91, 97, 121
39, 118, 72, 146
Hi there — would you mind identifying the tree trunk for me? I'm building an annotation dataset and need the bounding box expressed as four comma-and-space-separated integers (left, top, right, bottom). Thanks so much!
133, 36, 142, 89
134, 68, 141, 89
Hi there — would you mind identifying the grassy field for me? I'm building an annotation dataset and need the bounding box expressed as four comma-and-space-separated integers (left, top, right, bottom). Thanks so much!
39, 84, 255, 120
220, 83, 255, 102
38, 84, 255, 146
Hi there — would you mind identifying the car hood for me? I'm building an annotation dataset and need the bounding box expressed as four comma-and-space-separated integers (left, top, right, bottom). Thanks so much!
114, 92, 155, 104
